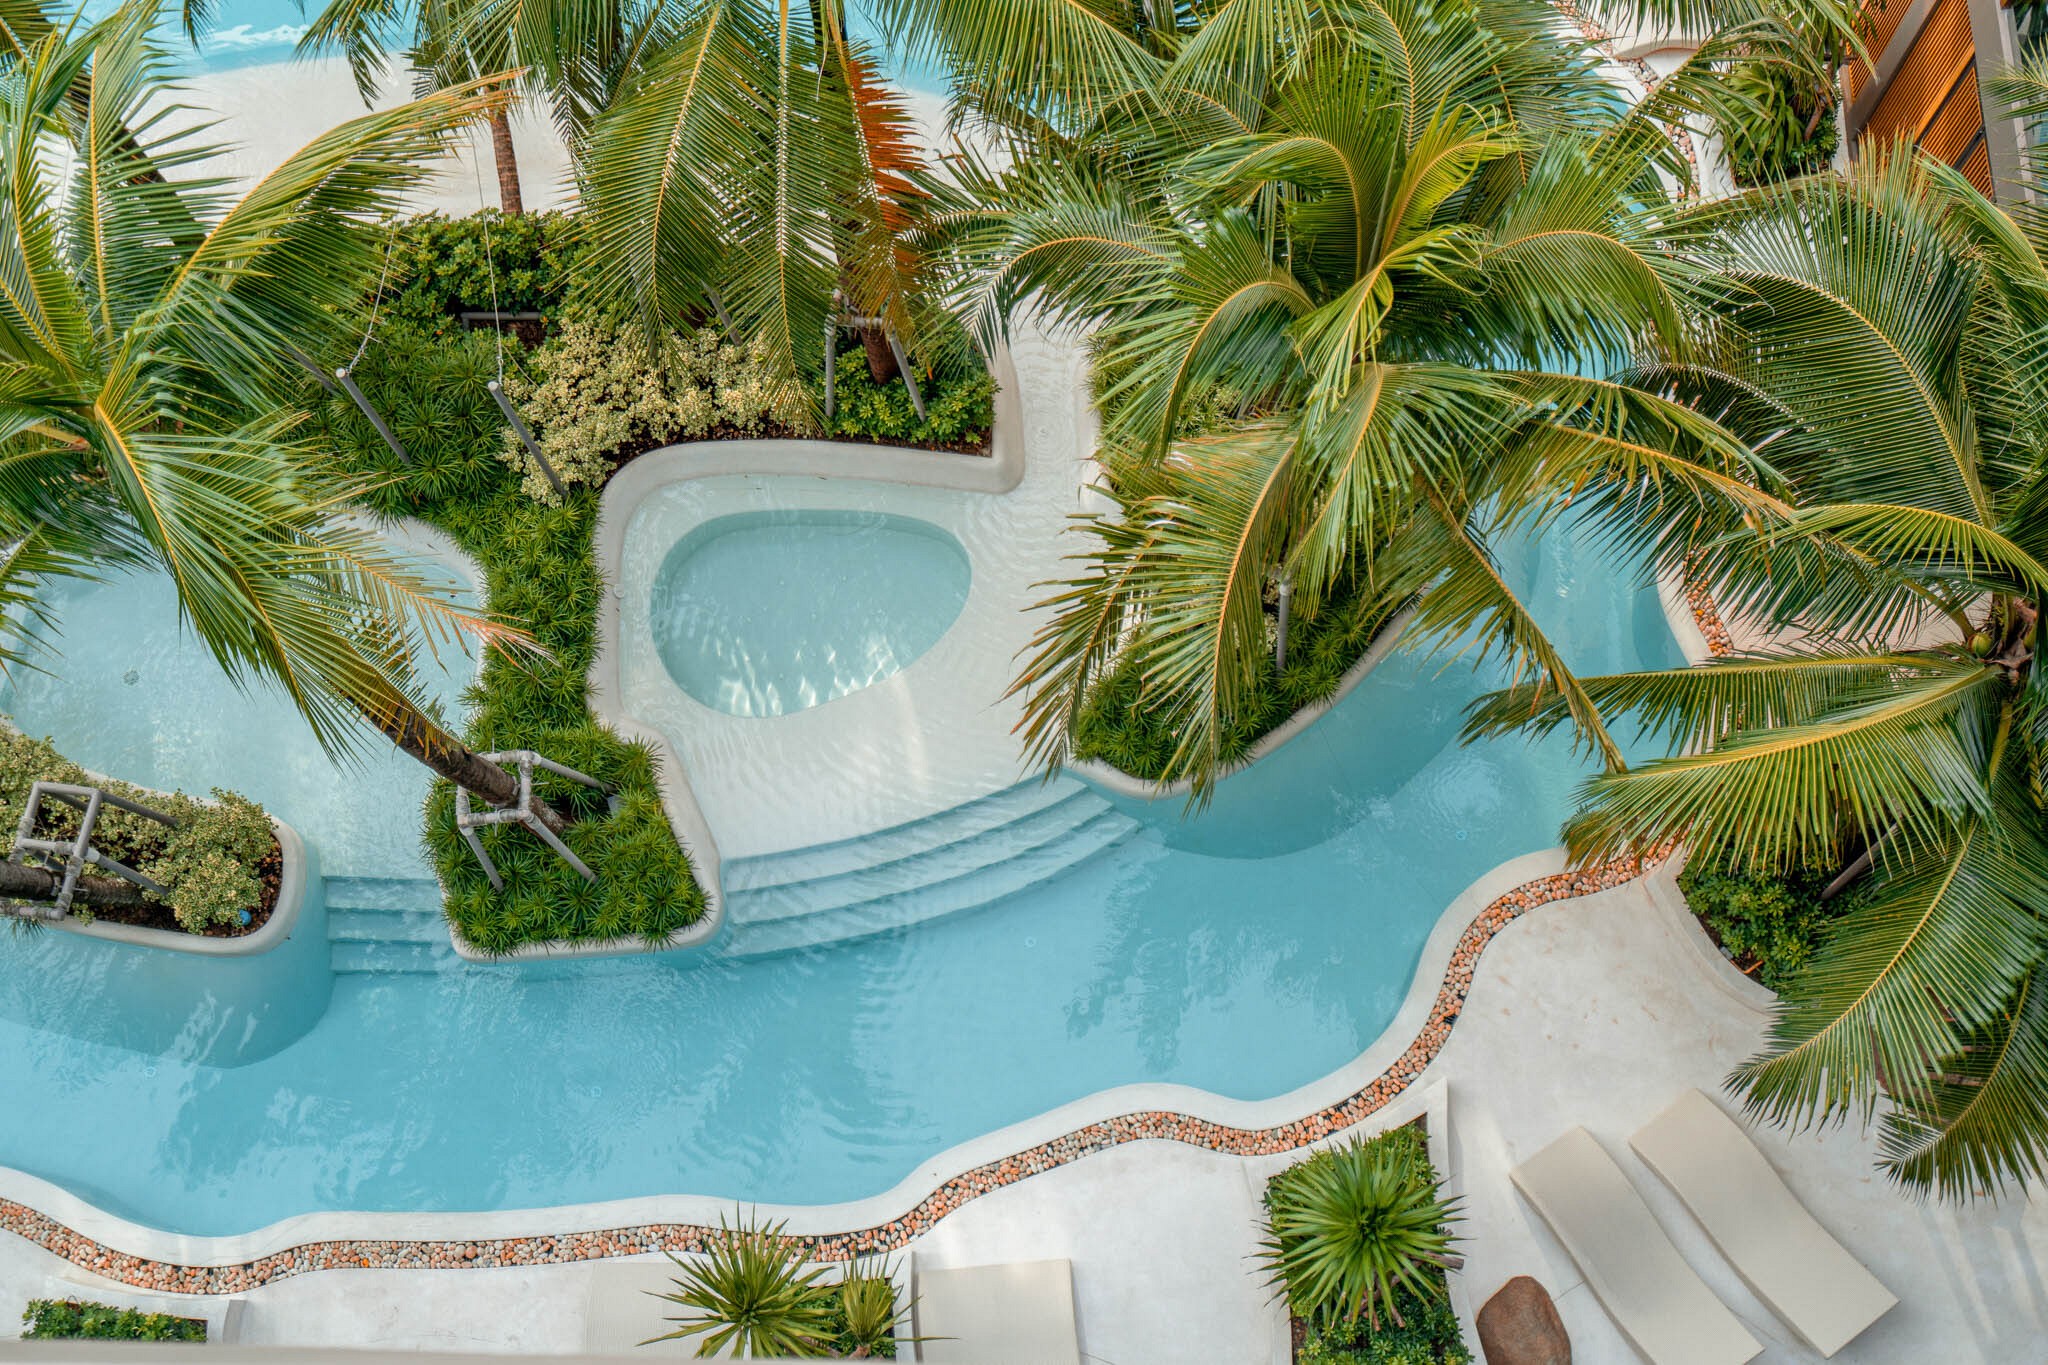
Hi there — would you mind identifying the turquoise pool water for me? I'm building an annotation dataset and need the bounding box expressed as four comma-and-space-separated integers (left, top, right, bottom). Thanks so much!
0, 517, 1680, 1236
651, 511, 971, 718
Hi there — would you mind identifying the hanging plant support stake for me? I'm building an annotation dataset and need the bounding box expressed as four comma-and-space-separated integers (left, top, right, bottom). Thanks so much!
823, 320, 838, 421
488, 381, 567, 498
335, 368, 413, 467
6, 782, 177, 918
1275, 578, 1294, 671
453, 751, 611, 892
886, 331, 926, 421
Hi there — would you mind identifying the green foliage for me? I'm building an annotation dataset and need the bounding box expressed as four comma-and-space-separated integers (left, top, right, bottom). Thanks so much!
1720, 60, 1838, 186
499, 318, 812, 502
1261, 1126, 1464, 1341
0, 730, 272, 933
22, 1299, 206, 1342
827, 1257, 908, 1358
376, 210, 592, 342
828, 350, 996, 450
1072, 570, 1399, 781
648, 1214, 837, 1359
320, 329, 706, 952
1297, 1293, 1472, 1365
1678, 858, 1868, 991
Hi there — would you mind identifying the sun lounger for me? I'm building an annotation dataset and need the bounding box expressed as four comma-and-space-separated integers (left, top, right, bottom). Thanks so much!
1631, 1089, 1897, 1357
1511, 1127, 1762, 1365
912, 1256, 1081, 1364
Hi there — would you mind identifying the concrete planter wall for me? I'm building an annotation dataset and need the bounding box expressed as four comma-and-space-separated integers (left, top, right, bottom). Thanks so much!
41, 816, 309, 957
452, 348, 1025, 964
1073, 605, 1417, 802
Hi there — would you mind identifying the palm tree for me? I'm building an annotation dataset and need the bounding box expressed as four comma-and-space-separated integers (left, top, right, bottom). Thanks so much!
1466, 148, 2048, 1197
298, 0, 632, 213
574, 0, 961, 407
0, 1, 563, 899
925, 0, 1781, 795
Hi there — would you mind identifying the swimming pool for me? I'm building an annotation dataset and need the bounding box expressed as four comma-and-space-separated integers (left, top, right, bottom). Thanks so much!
651, 510, 972, 718
0, 510, 1681, 1236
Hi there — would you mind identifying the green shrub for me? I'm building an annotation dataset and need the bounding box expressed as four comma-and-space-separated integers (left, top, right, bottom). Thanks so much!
1720, 60, 1838, 187
828, 349, 996, 450
376, 210, 591, 342
647, 1214, 838, 1358
320, 329, 706, 951
0, 730, 272, 932
1677, 858, 1868, 991
499, 319, 812, 502
1073, 569, 1401, 781
1298, 1293, 1470, 1365
1261, 1125, 1463, 1335
22, 1299, 206, 1342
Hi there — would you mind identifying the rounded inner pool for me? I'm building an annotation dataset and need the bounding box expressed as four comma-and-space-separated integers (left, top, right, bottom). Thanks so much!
650, 510, 971, 717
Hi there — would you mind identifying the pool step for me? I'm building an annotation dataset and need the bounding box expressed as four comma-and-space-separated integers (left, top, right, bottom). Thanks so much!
324, 876, 460, 976
718, 780, 1140, 957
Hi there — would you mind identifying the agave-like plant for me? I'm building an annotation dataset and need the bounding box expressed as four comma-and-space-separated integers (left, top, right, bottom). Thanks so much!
920, 0, 1785, 796
1466, 142, 2048, 1196
833, 1254, 916, 1358
1258, 1130, 1461, 1331
0, 0, 557, 886
646, 1212, 836, 1359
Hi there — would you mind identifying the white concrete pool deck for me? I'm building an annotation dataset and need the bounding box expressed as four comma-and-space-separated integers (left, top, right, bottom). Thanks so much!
5, 859, 2040, 1362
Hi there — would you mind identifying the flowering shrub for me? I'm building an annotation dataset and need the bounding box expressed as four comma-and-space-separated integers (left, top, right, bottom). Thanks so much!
0, 730, 273, 932
498, 321, 812, 502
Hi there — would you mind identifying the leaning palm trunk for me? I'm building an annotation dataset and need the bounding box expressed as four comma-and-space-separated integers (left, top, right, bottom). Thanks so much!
0, 860, 157, 913
365, 691, 568, 834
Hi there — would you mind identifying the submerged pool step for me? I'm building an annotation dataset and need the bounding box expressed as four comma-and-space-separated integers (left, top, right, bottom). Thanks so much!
725, 785, 1118, 925
719, 805, 1140, 958
722, 778, 1090, 893
324, 876, 460, 976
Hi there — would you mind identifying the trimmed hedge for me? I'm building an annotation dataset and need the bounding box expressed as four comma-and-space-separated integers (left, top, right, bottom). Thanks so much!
22, 1299, 206, 1342
321, 328, 705, 952
375, 210, 589, 342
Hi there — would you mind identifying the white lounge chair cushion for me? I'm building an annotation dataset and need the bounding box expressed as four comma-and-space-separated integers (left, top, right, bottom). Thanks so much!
581, 1258, 740, 1358
1511, 1126, 1762, 1365
913, 1257, 1081, 1365
1631, 1089, 1897, 1357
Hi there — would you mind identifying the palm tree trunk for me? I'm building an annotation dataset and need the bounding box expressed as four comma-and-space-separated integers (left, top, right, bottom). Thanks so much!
488, 108, 524, 215
859, 326, 898, 383
367, 697, 571, 836
0, 860, 157, 913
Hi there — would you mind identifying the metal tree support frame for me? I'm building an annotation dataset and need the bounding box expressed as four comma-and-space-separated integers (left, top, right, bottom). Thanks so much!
6, 781, 178, 918
488, 380, 568, 499
454, 751, 610, 892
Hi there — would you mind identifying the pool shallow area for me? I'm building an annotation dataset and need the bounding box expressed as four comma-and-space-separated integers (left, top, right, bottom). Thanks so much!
652, 510, 971, 718
0, 516, 1680, 1238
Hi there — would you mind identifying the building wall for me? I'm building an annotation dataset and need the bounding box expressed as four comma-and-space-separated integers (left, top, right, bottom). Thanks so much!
1845, 0, 2018, 195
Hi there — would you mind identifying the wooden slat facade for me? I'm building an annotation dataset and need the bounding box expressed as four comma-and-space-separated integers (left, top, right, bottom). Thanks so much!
1852, 0, 1995, 193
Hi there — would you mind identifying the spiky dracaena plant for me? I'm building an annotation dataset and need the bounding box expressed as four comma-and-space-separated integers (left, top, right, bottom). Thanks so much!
1466, 145, 2048, 1198
646, 1212, 835, 1359
0, 1, 549, 845
917, 0, 1788, 798
1259, 1130, 1462, 1331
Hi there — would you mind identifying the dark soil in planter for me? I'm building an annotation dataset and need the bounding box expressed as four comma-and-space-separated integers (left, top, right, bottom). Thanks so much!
76, 831, 284, 938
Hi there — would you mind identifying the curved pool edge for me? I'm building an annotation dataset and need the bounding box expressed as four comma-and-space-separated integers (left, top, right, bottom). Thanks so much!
568, 344, 1026, 952
1072, 604, 1419, 801
0, 841, 1663, 1289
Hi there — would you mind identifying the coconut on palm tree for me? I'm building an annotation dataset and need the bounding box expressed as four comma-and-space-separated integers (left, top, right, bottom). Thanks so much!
0, 1, 558, 909
1467, 145, 2048, 1198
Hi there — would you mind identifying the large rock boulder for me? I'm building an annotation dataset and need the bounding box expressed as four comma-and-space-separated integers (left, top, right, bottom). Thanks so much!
1477, 1275, 1570, 1365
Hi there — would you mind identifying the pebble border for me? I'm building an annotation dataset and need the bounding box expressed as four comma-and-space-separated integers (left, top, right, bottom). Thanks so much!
0, 853, 1657, 1294
1685, 564, 1735, 656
